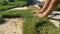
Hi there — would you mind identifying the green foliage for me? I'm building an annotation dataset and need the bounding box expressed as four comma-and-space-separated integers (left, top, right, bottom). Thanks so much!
0, 0, 27, 7
0, 0, 30, 11
0, 0, 33, 7
0, 9, 60, 34
0, 1, 27, 11
0, 0, 34, 11
0, 0, 60, 34
23, 17, 58, 34
56, 4, 60, 11
0, 9, 32, 18
0, 0, 7, 5
0, 6, 17, 11
8, 1, 27, 7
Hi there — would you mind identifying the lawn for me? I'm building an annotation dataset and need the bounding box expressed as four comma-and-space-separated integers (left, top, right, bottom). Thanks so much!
0, 9, 60, 34
0, 0, 60, 34
0, 0, 27, 11
0, 5, 17, 11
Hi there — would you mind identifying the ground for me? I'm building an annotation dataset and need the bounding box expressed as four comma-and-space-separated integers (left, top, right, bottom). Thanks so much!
49, 11, 60, 27
0, 18, 23, 34
0, 6, 60, 34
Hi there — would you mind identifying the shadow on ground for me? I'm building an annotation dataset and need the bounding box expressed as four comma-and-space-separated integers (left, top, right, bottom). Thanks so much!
0, 19, 6, 25
48, 13, 60, 21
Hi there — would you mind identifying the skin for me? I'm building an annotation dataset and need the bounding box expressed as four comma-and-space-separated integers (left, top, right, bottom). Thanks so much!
35, 0, 60, 18
39, 0, 51, 13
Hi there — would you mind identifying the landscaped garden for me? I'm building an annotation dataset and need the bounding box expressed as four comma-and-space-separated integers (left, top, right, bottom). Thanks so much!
0, 0, 60, 34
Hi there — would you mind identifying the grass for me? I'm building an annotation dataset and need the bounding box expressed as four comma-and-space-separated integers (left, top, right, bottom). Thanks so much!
0, 5, 17, 11
56, 4, 60, 11
23, 17, 59, 34
0, 1, 27, 11
0, 9, 32, 18
7, 1, 27, 7
0, 9, 60, 34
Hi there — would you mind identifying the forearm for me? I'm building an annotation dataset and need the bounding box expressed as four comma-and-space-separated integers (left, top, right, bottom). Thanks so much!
42, 0, 51, 10
44, 0, 60, 17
